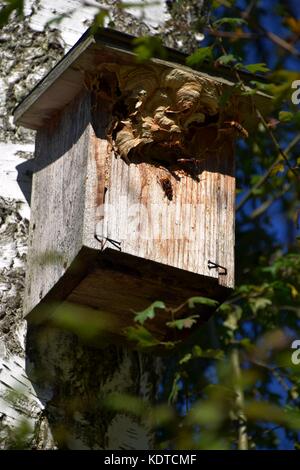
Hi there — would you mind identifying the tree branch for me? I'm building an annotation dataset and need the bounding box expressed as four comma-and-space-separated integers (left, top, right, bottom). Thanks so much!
236, 133, 300, 212
249, 183, 290, 219
231, 349, 249, 450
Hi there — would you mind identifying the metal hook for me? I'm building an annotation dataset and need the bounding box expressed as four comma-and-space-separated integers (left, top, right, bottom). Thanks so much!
94, 234, 122, 251
208, 260, 227, 276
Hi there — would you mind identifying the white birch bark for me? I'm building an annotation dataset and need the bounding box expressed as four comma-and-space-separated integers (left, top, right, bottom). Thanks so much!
0, 0, 166, 449
0, 0, 211, 448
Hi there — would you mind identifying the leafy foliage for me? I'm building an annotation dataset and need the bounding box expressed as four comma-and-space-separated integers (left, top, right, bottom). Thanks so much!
133, 36, 167, 62
134, 301, 166, 324
3, 0, 300, 452
119, 0, 300, 450
186, 46, 214, 67
0, 0, 23, 28
213, 17, 248, 28
243, 63, 270, 74
166, 315, 199, 330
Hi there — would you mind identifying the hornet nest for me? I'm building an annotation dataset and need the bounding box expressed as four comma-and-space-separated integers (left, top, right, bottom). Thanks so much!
86, 63, 238, 168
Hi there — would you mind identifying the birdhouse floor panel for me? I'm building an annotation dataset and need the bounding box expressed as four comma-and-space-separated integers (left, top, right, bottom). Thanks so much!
26, 247, 230, 343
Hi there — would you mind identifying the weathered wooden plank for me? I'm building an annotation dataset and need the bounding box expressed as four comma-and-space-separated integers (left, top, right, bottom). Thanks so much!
24, 92, 92, 314
217, 138, 235, 288
64, 248, 230, 341
96, 140, 235, 288
82, 99, 112, 250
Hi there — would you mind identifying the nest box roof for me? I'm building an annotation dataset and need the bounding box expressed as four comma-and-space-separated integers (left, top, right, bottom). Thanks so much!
14, 28, 271, 131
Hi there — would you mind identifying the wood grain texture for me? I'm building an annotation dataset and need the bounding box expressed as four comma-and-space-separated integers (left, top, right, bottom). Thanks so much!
27, 247, 229, 342
25, 87, 235, 329
24, 92, 92, 314
95, 136, 235, 289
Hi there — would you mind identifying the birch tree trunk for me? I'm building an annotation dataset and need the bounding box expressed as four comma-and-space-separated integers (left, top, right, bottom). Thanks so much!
0, 0, 164, 450
0, 0, 211, 449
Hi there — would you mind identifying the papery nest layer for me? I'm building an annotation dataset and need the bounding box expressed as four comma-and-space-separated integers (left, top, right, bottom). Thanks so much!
86, 63, 241, 166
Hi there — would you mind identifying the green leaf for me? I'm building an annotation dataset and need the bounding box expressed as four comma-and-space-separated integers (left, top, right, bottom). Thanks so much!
245, 401, 300, 429
212, 0, 235, 7
213, 17, 247, 28
216, 54, 237, 66
125, 325, 161, 348
293, 111, 300, 126
193, 345, 203, 356
186, 47, 213, 68
0, 0, 23, 28
240, 87, 258, 96
104, 393, 146, 416
167, 315, 199, 330
179, 353, 192, 365
202, 349, 225, 360
147, 404, 175, 428
252, 187, 265, 196
90, 10, 109, 33
278, 111, 294, 123
244, 63, 270, 74
223, 305, 242, 331
203, 384, 236, 401
50, 302, 114, 341
249, 297, 272, 315
134, 300, 166, 324
168, 371, 181, 404
270, 161, 285, 176
4, 418, 33, 450
187, 401, 224, 426
133, 36, 166, 62
193, 345, 225, 360
239, 338, 255, 352
187, 296, 219, 309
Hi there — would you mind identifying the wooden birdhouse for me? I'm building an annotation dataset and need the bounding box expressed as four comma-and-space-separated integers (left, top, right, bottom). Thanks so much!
14, 29, 270, 343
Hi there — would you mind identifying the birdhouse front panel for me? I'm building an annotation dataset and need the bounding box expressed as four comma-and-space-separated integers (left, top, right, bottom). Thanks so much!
87, 63, 235, 289
94, 131, 235, 286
